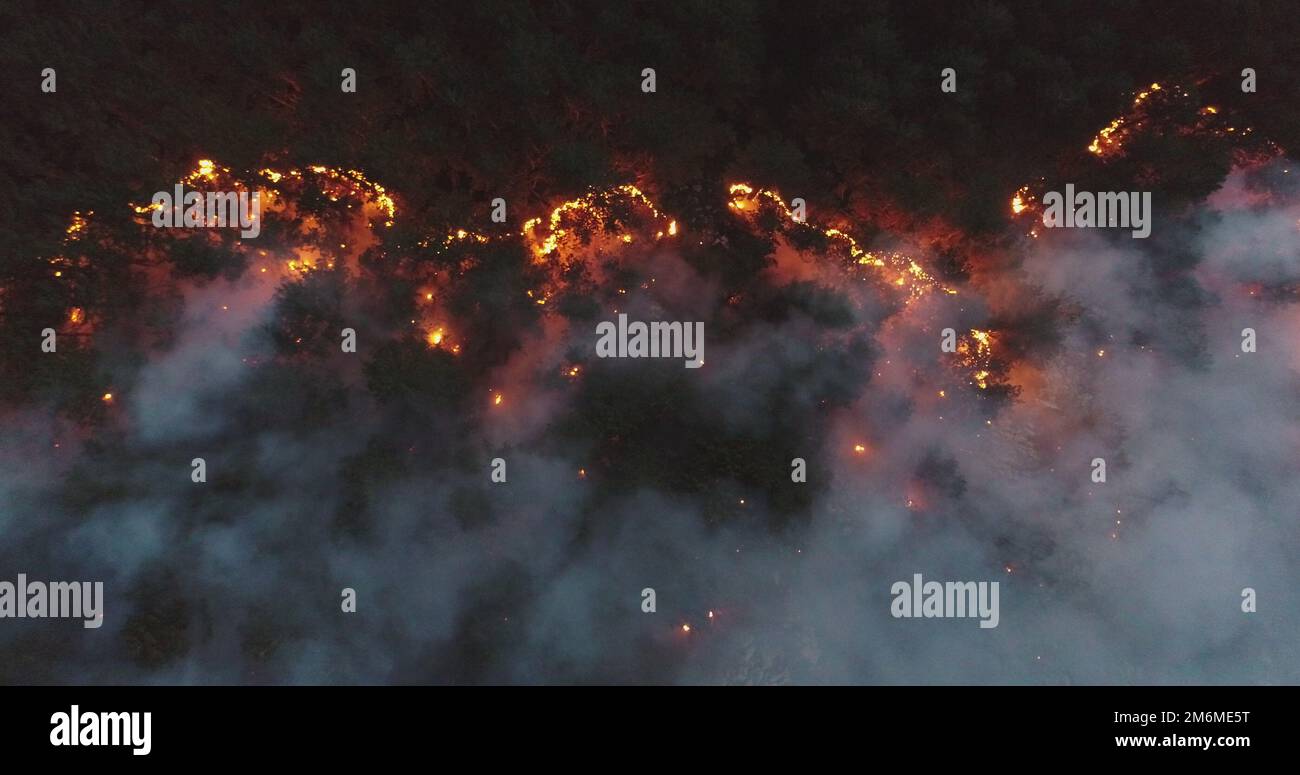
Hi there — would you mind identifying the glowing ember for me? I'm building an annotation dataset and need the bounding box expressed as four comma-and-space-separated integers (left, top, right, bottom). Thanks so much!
954, 329, 998, 390
65, 212, 90, 240
1011, 185, 1034, 215
1086, 85, 1166, 156
1081, 83, 1164, 156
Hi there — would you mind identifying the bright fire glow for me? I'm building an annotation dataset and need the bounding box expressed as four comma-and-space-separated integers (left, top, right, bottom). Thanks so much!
956, 329, 997, 389
728, 183, 957, 302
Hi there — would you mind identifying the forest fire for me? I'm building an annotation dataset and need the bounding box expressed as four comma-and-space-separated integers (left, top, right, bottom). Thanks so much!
117, 159, 961, 323
40, 158, 1009, 420
1011, 186, 1033, 215
6, 0, 1299, 694
1012, 82, 1271, 226
121, 160, 399, 245
517, 184, 675, 263
1087, 83, 1165, 157
727, 184, 957, 302
955, 329, 997, 390
22, 86, 1272, 555
1078, 82, 1255, 159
